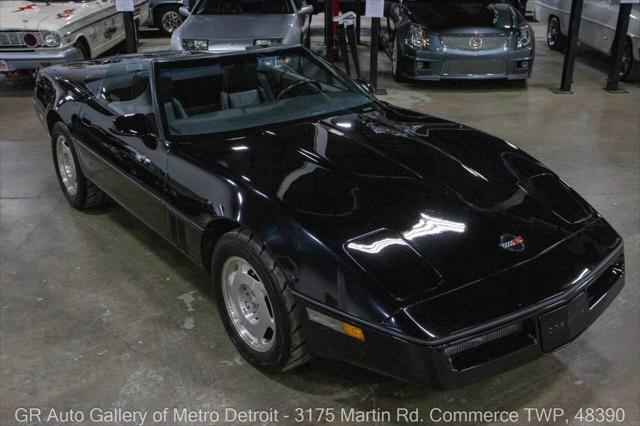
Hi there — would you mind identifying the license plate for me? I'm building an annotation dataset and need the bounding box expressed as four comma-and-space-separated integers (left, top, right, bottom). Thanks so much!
0, 60, 8, 71
539, 292, 589, 352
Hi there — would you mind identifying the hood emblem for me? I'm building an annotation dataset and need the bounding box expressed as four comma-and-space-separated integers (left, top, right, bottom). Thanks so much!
469, 37, 483, 50
499, 234, 525, 252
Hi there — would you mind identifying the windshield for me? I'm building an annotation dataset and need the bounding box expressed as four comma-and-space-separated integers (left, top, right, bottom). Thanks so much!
193, 0, 293, 15
156, 48, 372, 139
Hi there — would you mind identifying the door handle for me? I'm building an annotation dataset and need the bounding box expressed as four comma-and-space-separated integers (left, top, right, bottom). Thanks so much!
80, 116, 92, 126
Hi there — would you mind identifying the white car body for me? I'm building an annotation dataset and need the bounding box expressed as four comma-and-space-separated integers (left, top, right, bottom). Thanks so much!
534, 0, 640, 61
0, 0, 150, 73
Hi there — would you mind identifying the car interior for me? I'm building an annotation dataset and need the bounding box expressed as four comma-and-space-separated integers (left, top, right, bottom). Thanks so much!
156, 54, 355, 135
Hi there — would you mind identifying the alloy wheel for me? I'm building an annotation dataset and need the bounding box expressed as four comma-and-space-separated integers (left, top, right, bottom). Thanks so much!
56, 135, 77, 196
547, 17, 560, 48
161, 10, 182, 35
221, 256, 276, 352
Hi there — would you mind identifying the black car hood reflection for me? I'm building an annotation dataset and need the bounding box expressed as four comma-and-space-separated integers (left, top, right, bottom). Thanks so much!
179, 106, 594, 302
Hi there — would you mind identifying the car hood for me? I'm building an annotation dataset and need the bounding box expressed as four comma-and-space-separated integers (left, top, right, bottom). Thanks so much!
405, 2, 517, 32
0, 1, 78, 31
179, 14, 296, 45
179, 105, 596, 302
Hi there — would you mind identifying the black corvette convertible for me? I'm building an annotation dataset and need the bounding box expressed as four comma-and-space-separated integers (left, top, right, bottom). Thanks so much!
34, 46, 624, 388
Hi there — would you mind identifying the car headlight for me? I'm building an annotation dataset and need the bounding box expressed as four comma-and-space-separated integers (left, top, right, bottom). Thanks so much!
182, 39, 208, 50
409, 23, 429, 49
517, 25, 531, 48
43, 32, 61, 47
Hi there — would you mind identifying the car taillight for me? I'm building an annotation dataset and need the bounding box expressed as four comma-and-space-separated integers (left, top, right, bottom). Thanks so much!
23, 33, 38, 47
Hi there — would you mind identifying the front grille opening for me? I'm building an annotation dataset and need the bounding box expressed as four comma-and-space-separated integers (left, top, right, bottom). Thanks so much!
588, 255, 624, 308
446, 321, 536, 371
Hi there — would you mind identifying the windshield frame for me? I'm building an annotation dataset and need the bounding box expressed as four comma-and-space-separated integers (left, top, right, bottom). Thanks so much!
152, 46, 375, 144
192, 0, 295, 15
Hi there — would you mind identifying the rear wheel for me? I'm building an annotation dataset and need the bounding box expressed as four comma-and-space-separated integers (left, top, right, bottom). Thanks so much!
621, 38, 640, 82
547, 16, 565, 51
156, 5, 183, 37
51, 122, 107, 210
211, 229, 309, 373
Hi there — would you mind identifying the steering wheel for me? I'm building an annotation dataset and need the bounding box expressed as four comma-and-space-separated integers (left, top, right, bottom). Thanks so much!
276, 79, 322, 100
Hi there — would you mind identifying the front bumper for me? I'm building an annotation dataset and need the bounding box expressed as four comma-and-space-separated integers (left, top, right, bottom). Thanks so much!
296, 243, 624, 389
397, 44, 534, 81
0, 46, 81, 72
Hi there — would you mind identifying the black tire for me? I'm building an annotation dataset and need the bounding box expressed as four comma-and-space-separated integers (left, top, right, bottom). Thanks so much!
391, 37, 407, 82
155, 5, 183, 37
74, 40, 90, 60
211, 228, 310, 373
547, 16, 565, 51
51, 122, 107, 210
621, 38, 640, 82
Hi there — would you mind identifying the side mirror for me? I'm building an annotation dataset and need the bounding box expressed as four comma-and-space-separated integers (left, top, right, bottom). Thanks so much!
113, 113, 158, 149
354, 78, 375, 95
298, 5, 314, 15
179, 6, 189, 17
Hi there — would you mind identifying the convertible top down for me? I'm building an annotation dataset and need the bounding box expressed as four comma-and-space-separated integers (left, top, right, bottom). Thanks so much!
34, 46, 624, 388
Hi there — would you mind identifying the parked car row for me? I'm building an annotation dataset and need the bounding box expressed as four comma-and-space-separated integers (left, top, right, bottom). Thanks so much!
2, 0, 639, 82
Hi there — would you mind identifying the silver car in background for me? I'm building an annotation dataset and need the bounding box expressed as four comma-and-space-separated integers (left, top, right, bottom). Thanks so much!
534, 0, 640, 81
171, 0, 313, 52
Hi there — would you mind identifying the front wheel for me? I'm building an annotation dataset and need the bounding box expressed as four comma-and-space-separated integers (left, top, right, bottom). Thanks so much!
156, 5, 183, 37
51, 122, 107, 209
211, 229, 310, 373
391, 37, 407, 82
547, 16, 565, 51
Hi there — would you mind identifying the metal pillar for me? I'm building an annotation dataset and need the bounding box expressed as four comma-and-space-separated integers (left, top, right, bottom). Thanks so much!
325, 0, 334, 61
606, 3, 632, 93
553, 0, 584, 93
355, 0, 361, 44
369, 17, 386, 94
370, 17, 379, 89
123, 11, 137, 54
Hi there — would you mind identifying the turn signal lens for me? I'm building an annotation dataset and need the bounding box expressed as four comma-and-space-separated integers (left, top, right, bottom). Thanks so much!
306, 308, 366, 341
341, 322, 365, 341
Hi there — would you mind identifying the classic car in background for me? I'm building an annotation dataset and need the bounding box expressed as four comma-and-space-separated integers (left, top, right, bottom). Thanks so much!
34, 46, 624, 388
534, 0, 640, 81
171, 0, 313, 52
382, 0, 535, 81
143, 0, 191, 36
0, 0, 149, 78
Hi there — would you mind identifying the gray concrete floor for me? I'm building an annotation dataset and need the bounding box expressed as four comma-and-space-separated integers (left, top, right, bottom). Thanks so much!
1, 21, 638, 426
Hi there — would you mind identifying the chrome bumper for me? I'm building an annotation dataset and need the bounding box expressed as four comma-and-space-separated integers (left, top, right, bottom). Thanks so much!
0, 46, 81, 72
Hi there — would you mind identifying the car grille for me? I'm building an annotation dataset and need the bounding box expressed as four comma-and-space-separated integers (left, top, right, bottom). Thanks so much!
440, 34, 509, 52
441, 60, 507, 76
0, 32, 28, 48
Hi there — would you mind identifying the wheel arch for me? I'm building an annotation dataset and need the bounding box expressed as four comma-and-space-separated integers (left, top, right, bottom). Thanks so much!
72, 35, 91, 58
46, 110, 63, 133
200, 217, 243, 273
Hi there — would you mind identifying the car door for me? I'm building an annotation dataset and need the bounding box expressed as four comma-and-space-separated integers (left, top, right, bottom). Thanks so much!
75, 58, 170, 238
580, 0, 607, 50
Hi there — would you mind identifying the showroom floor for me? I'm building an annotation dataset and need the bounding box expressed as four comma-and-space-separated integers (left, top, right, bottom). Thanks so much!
1, 21, 638, 425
